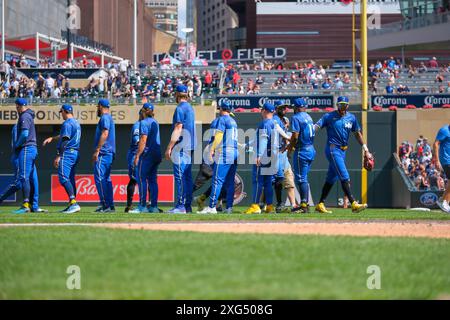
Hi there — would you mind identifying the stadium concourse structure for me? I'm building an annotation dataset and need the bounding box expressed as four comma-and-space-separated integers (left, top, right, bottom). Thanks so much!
4, 33, 123, 67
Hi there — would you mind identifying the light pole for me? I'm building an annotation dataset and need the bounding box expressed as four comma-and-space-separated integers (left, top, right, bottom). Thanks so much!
1, 0, 5, 62
133, 0, 138, 70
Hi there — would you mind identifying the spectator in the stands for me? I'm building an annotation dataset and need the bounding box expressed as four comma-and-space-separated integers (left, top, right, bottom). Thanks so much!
429, 57, 439, 68
64, 78, 70, 95
204, 70, 212, 89
397, 84, 411, 94
322, 78, 332, 89
45, 74, 55, 96
255, 75, 264, 85
19, 55, 29, 68
334, 78, 344, 90
415, 170, 430, 190
387, 56, 396, 70
82, 55, 89, 68
386, 83, 395, 94
138, 60, 147, 73
418, 62, 428, 73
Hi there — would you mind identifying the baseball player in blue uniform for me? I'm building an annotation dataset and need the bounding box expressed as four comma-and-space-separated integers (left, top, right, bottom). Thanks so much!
43, 104, 81, 214
197, 101, 238, 214
165, 85, 196, 214
434, 124, 450, 213
245, 102, 278, 214
2, 123, 45, 213
0, 98, 39, 214
131, 103, 162, 214
314, 96, 372, 213
194, 108, 226, 212
288, 98, 316, 213
125, 115, 142, 213
92, 99, 116, 213
272, 100, 293, 212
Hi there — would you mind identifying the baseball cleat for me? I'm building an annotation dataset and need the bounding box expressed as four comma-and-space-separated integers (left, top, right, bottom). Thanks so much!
197, 207, 217, 214
244, 204, 262, 215
300, 203, 310, 214
124, 206, 134, 213
129, 206, 149, 214
291, 206, 302, 213
94, 206, 105, 213
147, 207, 161, 214
168, 207, 187, 214
32, 208, 48, 213
436, 200, 450, 213
315, 202, 333, 214
224, 208, 233, 214
63, 204, 81, 214
265, 204, 275, 214
102, 207, 116, 214
351, 201, 368, 213
13, 206, 31, 214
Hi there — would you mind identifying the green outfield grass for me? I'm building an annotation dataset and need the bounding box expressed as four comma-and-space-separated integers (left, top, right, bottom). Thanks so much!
0, 226, 449, 299
0, 206, 449, 224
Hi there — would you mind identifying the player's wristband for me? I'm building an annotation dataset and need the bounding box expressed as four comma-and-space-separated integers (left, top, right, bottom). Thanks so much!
362, 144, 369, 152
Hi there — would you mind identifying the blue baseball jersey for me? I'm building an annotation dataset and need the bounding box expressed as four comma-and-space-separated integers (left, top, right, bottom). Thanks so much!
58, 118, 81, 151
291, 112, 315, 148
128, 121, 141, 155
436, 125, 450, 165
140, 117, 161, 158
94, 113, 116, 154
273, 114, 288, 150
173, 101, 196, 151
316, 111, 361, 147
208, 118, 220, 145
257, 118, 276, 158
17, 109, 37, 147
215, 114, 238, 161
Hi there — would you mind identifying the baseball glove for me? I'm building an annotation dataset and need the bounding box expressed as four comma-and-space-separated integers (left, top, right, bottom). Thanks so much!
364, 152, 375, 171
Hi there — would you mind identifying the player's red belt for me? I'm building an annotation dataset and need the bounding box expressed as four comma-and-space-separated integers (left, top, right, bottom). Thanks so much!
330, 144, 348, 151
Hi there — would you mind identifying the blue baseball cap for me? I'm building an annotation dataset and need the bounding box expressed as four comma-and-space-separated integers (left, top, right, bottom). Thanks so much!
60, 104, 73, 113
176, 85, 188, 93
220, 100, 233, 111
274, 100, 287, 109
98, 99, 110, 108
15, 98, 28, 107
293, 98, 308, 108
337, 96, 350, 105
262, 102, 275, 113
142, 103, 154, 111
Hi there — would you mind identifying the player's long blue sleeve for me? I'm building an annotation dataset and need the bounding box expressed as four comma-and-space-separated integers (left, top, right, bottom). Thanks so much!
15, 129, 29, 149
58, 137, 70, 155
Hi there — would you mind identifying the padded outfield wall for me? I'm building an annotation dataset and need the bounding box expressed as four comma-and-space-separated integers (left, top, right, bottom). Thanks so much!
0, 106, 399, 208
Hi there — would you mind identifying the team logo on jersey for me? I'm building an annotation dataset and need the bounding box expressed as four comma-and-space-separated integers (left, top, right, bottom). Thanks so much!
344, 122, 352, 129
233, 174, 247, 205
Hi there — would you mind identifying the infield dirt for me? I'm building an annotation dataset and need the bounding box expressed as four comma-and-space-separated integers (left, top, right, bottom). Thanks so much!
97, 221, 450, 239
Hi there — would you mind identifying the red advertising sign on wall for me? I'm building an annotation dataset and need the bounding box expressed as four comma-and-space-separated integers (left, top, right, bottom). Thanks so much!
51, 174, 174, 203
